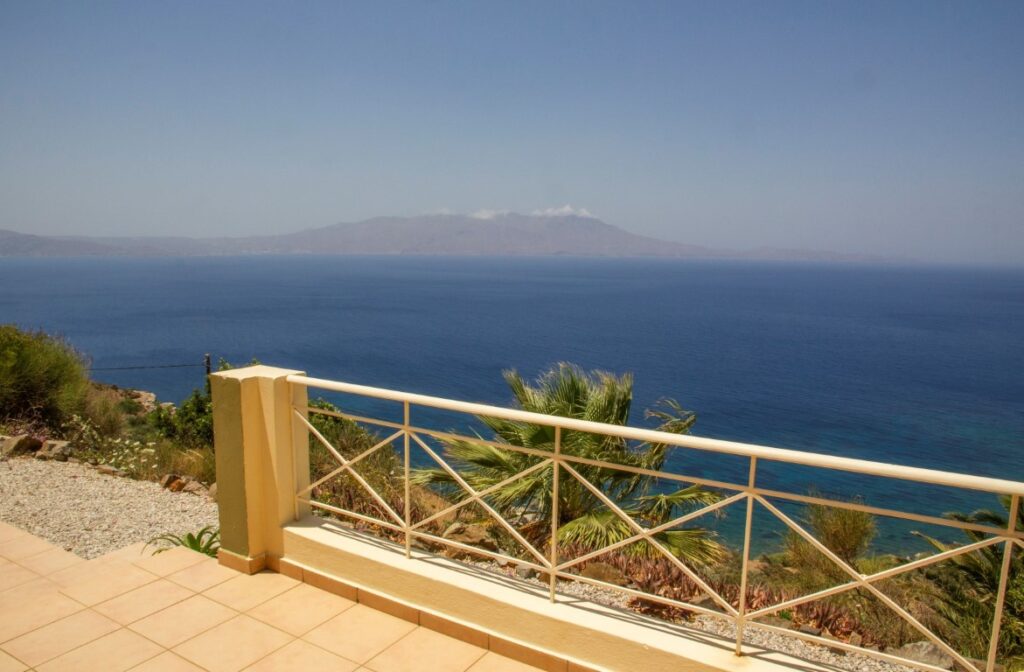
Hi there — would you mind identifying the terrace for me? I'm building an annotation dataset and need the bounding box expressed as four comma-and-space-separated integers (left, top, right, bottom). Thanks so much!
207, 365, 1023, 672
6, 363, 1017, 672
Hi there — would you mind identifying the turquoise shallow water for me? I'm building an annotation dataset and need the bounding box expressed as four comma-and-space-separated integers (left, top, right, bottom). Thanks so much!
1, 256, 1021, 553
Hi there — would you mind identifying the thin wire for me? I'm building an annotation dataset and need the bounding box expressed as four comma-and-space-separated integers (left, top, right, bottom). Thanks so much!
87, 363, 204, 371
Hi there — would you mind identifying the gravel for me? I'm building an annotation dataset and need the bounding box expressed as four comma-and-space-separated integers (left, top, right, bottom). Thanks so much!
0, 457, 218, 559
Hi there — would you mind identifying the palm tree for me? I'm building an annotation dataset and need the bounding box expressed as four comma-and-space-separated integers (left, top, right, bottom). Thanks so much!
915, 496, 1024, 665
413, 363, 725, 566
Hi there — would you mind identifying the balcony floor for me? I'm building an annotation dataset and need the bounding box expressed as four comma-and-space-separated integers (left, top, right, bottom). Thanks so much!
0, 522, 540, 672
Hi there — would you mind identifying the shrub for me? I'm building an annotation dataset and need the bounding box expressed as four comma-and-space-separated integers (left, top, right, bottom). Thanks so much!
0, 325, 90, 429
147, 526, 220, 557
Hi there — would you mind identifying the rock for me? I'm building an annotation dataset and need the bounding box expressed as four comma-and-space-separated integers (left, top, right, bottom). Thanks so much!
797, 624, 822, 636
515, 565, 537, 580
160, 473, 181, 489
889, 641, 954, 670
182, 481, 206, 495
2, 434, 42, 457
441, 522, 497, 551
35, 440, 72, 461
207, 482, 217, 502
580, 561, 630, 587
130, 389, 158, 413
97, 465, 125, 477
848, 632, 863, 648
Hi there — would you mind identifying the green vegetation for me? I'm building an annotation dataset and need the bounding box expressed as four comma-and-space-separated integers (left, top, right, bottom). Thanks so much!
918, 497, 1024, 667
0, 325, 90, 429
147, 526, 221, 557
412, 364, 724, 566
0, 324, 218, 484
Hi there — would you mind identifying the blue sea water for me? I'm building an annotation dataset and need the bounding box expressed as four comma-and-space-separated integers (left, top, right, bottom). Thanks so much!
1, 256, 1022, 553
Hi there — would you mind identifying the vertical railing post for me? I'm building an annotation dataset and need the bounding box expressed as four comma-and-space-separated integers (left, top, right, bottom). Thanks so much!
986, 494, 1020, 672
735, 456, 757, 656
404, 401, 412, 559
291, 379, 311, 522
209, 365, 306, 574
550, 426, 561, 602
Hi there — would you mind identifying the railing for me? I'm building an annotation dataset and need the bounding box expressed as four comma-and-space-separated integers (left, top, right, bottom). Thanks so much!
287, 373, 1024, 672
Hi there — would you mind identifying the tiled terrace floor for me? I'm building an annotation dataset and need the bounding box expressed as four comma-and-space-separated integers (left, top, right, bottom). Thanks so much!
0, 522, 541, 672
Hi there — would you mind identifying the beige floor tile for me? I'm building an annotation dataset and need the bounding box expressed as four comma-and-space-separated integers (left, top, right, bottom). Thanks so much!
0, 563, 40, 593
17, 547, 84, 575
132, 547, 207, 577
0, 579, 83, 642
94, 579, 194, 625
244, 639, 359, 671
129, 594, 236, 648
173, 615, 292, 672
53, 559, 158, 605
0, 523, 26, 544
36, 628, 163, 672
365, 628, 486, 672
467, 653, 543, 672
167, 558, 239, 592
303, 605, 417, 664
0, 534, 56, 561
0, 608, 120, 667
247, 583, 354, 636
128, 651, 206, 671
203, 571, 299, 611
93, 541, 150, 563
0, 649, 27, 672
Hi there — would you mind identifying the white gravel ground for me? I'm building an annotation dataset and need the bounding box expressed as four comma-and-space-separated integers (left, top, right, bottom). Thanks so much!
0, 457, 218, 558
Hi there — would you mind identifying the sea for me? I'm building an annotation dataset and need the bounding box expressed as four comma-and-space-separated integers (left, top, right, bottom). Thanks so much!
1, 255, 1021, 553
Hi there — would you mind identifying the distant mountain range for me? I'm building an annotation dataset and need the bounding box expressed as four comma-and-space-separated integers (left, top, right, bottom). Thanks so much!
0, 213, 887, 262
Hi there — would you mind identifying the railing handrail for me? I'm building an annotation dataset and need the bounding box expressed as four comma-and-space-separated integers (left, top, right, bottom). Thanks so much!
288, 373, 1024, 497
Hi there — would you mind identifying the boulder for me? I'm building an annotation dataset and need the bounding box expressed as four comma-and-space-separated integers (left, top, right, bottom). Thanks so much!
889, 641, 954, 670
97, 465, 125, 477
580, 561, 630, 587
442, 522, 497, 551
35, 440, 72, 461
1, 434, 42, 457
207, 482, 218, 502
797, 624, 822, 637
848, 632, 863, 648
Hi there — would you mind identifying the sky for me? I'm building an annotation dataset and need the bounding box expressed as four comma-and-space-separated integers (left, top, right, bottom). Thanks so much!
1, 1, 1022, 264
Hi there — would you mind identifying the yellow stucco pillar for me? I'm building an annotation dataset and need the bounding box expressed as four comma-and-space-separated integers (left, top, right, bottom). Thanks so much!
210, 365, 309, 573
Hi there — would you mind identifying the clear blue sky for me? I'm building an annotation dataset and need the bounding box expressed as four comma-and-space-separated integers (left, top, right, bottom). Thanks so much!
1, 1, 1021, 264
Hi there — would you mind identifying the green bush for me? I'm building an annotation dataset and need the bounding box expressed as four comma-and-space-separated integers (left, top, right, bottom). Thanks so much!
0, 325, 90, 429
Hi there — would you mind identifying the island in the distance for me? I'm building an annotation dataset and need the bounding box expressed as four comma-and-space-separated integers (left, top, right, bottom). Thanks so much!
0, 212, 889, 262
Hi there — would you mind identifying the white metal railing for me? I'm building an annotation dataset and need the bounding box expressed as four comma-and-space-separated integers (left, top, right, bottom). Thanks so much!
287, 373, 1023, 672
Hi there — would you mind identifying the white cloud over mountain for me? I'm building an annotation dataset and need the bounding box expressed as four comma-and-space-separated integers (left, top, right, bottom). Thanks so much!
530, 205, 594, 218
